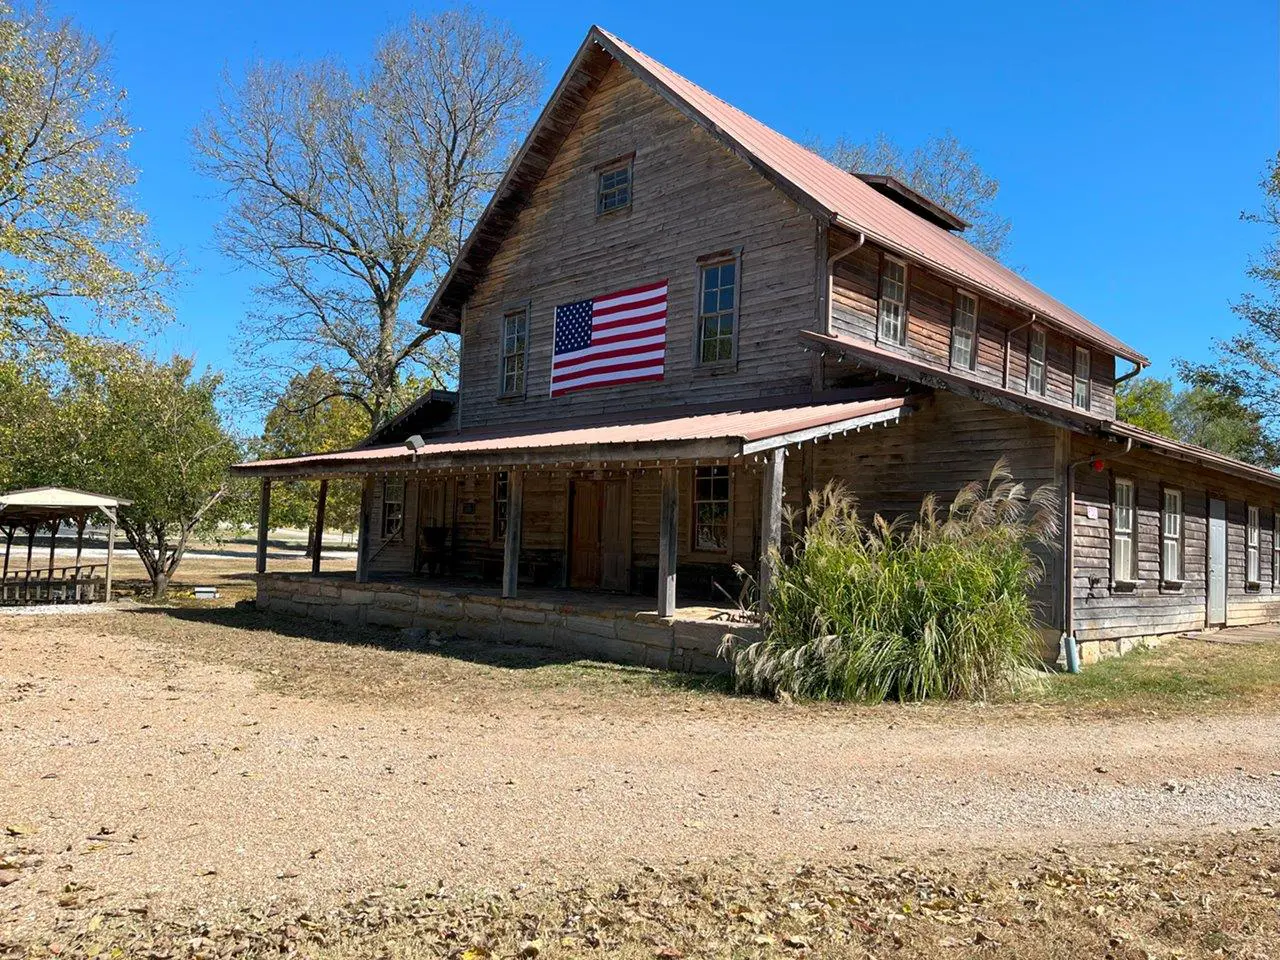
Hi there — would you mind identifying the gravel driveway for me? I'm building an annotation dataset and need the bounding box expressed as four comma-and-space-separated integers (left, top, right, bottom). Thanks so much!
3, 610, 1279, 939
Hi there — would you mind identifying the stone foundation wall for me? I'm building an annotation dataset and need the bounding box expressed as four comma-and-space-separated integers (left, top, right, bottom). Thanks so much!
1076, 631, 1174, 667
256, 574, 752, 674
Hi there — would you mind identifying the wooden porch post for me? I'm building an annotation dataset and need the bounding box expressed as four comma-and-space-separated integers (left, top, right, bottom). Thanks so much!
356, 476, 371, 583
256, 478, 271, 575
312, 479, 329, 576
104, 515, 116, 602
45, 519, 59, 602
758, 448, 786, 617
657, 465, 678, 617
502, 469, 524, 599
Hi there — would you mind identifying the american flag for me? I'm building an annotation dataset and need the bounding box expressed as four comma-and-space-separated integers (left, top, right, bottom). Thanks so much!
550, 279, 668, 397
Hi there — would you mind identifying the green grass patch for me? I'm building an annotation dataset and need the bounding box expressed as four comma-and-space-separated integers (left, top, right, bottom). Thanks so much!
1035, 636, 1280, 713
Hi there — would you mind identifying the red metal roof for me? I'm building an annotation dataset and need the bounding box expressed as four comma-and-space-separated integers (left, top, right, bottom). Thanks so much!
233, 396, 911, 475
593, 28, 1147, 365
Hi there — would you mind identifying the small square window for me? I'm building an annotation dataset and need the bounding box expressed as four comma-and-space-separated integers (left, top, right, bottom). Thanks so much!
596, 159, 632, 214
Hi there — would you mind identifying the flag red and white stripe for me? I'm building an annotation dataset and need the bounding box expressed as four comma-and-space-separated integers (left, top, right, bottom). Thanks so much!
550, 279, 667, 397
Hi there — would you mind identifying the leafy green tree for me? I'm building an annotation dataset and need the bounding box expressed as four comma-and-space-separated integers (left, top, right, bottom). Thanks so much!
0, 3, 169, 341
1117, 375, 1279, 468
1180, 152, 1280, 443
4, 336, 240, 596
814, 132, 1011, 259
258, 368, 368, 546
1115, 377, 1177, 436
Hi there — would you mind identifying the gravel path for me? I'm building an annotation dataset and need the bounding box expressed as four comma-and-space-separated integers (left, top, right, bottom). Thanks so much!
3, 612, 1279, 938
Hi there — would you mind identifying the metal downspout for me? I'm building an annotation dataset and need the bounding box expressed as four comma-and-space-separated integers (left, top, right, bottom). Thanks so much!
825, 231, 865, 336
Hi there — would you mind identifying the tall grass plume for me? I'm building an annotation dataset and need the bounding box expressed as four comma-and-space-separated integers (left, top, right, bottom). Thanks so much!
727, 459, 1057, 702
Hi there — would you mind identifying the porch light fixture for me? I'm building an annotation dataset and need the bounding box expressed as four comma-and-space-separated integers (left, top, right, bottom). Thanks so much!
405, 434, 426, 452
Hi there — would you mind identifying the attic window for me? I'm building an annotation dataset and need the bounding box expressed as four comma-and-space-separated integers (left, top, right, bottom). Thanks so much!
596, 156, 632, 214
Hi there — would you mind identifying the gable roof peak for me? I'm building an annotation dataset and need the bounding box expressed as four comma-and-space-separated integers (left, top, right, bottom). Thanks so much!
421, 25, 1147, 367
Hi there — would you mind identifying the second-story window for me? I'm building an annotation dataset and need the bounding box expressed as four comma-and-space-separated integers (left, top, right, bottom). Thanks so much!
1073, 346, 1091, 409
1027, 328, 1047, 396
698, 258, 737, 364
951, 290, 977, 370
878, 256, 907, 345
500, 307, 529, 397
596, 157, 632, 214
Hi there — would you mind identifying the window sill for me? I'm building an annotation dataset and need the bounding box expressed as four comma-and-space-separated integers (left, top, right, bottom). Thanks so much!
1246, 580, 1263, 592
1111, 579, 1140, 591
497, 393, 526, 403
696, 360, 738, 376
1160, 579, 1186, 592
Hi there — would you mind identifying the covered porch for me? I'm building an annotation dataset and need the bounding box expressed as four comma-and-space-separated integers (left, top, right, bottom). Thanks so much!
233, 392, 915, 668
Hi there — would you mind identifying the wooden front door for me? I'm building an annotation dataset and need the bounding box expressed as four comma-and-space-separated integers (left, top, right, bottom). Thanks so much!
569, 478, 630, 591
1207, 497, 1227, 626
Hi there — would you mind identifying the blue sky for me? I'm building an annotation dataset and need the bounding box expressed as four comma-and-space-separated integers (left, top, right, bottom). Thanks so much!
66, 0, 1278, 426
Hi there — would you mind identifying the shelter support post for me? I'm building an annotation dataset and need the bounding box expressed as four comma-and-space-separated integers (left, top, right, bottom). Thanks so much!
658, 465, 678, 617
312, 479, 329, 576
23, 525, 34, 601
758, 448, 785, 617
104, 514, 116, 602
1, 526, 11, 602
501, 470, 524, 599
256, 479, 271, 575
73, 514, 86, 601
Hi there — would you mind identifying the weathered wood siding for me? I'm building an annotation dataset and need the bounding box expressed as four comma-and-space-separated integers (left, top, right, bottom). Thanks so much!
1069, 436, 1280, 639
807, 391, 1064, 626
829, 241, 1117, 421
458, 60, 820, 429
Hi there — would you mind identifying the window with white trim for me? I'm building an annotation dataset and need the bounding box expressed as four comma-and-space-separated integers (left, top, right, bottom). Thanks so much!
877, 256, 907, 345
1027, 328, 1047, 396
692, 465, 730, 552
500, 307, 529, 397
1274, 513, 1280, 588
1247, 505, 1261, 583
1113, 478, 1136, 583
596, 158, 632, 214
381, 477, 404, 539
1073, 346, 1091, 409
951, 290, 977, 370
697, 258, 737, 364
1161, 488, 1183, 582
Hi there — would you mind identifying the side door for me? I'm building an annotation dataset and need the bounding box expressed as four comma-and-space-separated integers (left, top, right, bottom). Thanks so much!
1207, 497, 1227, 626
598, 479, 631, 592
569, 480, 602, 589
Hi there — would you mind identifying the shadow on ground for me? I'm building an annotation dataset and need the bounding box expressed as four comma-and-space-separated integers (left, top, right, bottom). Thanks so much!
122, 603, 731, 691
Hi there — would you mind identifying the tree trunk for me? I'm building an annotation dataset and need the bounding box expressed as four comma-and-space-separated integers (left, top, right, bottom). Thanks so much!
304, 522, 316, 558
151, 571, 169, 599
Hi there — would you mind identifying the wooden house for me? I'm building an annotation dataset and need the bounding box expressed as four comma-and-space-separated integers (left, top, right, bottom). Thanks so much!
233, 27, 1280, 670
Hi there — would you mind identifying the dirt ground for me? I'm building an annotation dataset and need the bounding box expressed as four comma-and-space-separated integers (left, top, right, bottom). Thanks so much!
3, 600, 1280, 958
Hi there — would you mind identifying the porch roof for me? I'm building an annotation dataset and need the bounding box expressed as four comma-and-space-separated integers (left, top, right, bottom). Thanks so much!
232, 394, 913, 478
0, 486, 131, 527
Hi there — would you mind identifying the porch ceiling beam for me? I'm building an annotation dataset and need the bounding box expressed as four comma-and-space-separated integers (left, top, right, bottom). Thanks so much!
232, 438, 744, 481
